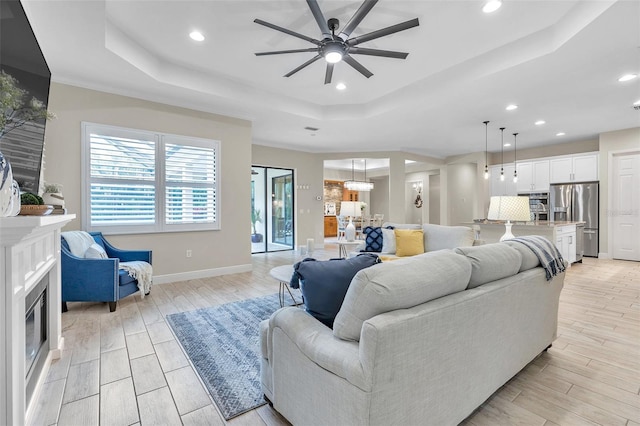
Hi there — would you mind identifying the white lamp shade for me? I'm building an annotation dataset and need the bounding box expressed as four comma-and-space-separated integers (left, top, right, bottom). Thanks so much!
487, 196, 531, 241
487, 196, 531, 222
340, 201, 362, 218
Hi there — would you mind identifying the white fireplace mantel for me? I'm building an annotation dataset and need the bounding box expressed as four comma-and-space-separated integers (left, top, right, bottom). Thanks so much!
1, 214, 75, 426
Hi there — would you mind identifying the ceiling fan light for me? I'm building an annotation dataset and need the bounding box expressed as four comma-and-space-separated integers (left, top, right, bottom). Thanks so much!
325, 51, 343, 64
482, 0, 502, 13
323, 42, 344, 64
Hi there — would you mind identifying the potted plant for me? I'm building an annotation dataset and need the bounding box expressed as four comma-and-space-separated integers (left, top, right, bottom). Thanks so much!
42, 182, 65, 207
251, 207, 263, 242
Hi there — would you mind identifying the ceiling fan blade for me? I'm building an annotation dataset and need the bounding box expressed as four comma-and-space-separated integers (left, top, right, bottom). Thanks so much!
255, 48, 319, 56
254, 19, 321, 46
338, 0, 379, 41
347, 18, 419, 46
306, 0, 332, 39
284, 55, 322, 77
343, 55, 373, 78
324, 63, 334, 85
348, 47, 408, 59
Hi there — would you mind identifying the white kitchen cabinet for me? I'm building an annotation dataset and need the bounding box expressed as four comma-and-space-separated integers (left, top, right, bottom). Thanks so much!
489, 164, 517, 196
555, 224, 577, 264
550, 153, 598, 183
516, 160, 550, 192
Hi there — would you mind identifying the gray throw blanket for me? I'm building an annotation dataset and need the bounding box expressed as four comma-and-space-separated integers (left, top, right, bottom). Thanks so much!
509, 235, 566, 281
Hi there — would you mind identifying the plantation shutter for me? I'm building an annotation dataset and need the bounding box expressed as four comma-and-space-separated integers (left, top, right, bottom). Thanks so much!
88, 132, 156, 226
165, 142, 217, 225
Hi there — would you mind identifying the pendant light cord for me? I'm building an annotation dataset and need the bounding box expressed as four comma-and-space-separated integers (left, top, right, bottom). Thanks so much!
483, 121, 489, 167
500, 127, 505, 174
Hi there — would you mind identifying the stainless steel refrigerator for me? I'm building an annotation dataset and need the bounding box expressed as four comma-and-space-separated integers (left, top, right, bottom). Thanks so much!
550, 181, 599, 257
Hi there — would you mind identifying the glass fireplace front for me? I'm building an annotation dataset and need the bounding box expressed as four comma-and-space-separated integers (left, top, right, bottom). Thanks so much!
25, 275, 49, 406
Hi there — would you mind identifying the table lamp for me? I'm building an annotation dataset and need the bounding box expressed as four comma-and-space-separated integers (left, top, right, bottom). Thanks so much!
487, 196, 531, 241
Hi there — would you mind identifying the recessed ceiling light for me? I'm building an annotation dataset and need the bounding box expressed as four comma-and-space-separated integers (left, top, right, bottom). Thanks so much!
189, 31, 205, 42
336, 83, 346, 90
503, 143, 511, 147
535, 120, 546, 125
634, 99, 640, 106
556, 132, 565, 136
618, 74, 637, 82
482, 0, 502, 13
505, 104, 518, 111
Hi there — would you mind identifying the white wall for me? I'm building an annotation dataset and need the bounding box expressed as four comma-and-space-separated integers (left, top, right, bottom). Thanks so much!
429, 174, 441, 224
43, 83, 253, 279
598, 127, 640, 258
370, 176, 389, 220
446, 163, 477, 226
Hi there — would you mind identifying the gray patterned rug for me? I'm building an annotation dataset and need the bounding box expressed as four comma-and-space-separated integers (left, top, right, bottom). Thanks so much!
166, 292, 297, 420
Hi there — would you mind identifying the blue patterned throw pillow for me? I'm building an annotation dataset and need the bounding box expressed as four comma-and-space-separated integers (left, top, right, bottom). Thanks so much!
363, 226, 384, 252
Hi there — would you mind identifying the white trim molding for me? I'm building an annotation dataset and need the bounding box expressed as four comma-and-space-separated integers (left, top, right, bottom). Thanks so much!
152, 264, 253, 285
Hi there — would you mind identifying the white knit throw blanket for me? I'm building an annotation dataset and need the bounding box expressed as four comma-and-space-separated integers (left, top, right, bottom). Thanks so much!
120, 261, 153, 297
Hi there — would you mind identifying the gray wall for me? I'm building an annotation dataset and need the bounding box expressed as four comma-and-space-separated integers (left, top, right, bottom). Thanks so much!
446, 163, 477, 226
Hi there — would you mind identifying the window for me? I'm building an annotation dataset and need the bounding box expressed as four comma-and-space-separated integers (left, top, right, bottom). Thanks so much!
82, 123, 220, 233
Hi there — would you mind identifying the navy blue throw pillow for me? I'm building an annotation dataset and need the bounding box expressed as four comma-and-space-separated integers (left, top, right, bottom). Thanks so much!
288, 254, 380, 328
363, 226, 384, 252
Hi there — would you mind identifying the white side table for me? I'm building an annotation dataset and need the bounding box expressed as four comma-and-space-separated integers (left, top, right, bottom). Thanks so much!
269, 264, 301, 307
337, 241, 362, 258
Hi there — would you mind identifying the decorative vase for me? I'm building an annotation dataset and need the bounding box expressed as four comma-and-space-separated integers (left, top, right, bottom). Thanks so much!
0, 151, 16, 217
8, 180, 20, 216
345, 217, 356, 242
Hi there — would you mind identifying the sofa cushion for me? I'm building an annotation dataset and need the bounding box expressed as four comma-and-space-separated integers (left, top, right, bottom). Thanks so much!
333, 250, 472, 341
395, 229, 425, 256
504, 241, 540, 272
454, 243, 522, 289
362, 226, 384, 252
290, 254, 380, 328
423, 224, 475, 252
381, 228, 396, 254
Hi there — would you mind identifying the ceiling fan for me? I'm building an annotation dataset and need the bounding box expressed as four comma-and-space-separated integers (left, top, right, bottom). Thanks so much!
254, 0, 419, 84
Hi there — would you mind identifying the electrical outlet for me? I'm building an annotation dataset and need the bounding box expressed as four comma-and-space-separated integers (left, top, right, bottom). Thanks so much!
186, 249, 192, 258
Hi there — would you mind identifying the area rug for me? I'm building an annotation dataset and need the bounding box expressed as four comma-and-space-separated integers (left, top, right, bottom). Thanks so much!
166, 292, 298, 420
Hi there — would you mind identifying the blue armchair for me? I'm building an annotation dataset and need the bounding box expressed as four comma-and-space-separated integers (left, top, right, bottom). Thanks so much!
61, 232, 152, 312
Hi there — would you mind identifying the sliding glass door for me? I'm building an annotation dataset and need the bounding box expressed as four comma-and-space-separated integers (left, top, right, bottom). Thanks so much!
251, 166, 294, 253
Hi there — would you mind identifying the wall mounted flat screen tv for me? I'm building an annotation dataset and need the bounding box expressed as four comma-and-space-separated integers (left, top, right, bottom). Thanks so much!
0, 0, 51, 194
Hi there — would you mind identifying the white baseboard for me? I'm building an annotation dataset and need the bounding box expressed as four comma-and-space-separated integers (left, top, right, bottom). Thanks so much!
153, 264, 253, 284
598, 252, 612, 259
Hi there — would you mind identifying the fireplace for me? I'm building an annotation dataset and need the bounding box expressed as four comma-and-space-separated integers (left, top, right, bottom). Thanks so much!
25, 275, 49, 407
0, 214, 75, 425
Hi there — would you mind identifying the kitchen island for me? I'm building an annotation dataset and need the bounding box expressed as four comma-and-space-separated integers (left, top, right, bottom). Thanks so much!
466, 221, 585, 264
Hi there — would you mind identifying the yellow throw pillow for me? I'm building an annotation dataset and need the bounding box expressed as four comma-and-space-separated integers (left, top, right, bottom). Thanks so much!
394, 229, 425, 257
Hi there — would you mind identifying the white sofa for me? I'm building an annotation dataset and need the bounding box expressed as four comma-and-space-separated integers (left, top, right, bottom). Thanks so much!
260, 241, 564, 425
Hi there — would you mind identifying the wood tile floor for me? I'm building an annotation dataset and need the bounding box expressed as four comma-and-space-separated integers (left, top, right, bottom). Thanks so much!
28, 245, 639, 426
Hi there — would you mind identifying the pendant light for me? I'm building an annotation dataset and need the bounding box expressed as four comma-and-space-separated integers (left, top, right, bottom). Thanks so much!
499, 127, 505, 181
483, 121, 490, 179
512, 133, 519, 183
344, 159, 374, 191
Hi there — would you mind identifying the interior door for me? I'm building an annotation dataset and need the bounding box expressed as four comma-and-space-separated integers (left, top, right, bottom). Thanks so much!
612, 152, 640, 260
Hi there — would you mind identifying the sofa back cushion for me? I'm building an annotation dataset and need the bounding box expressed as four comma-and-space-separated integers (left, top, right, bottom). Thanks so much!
291, 254, 380, 328
333, 250, 472, 341
503, 241, 540, 272
423, 224, 475, 252
454, 243, 522, 289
